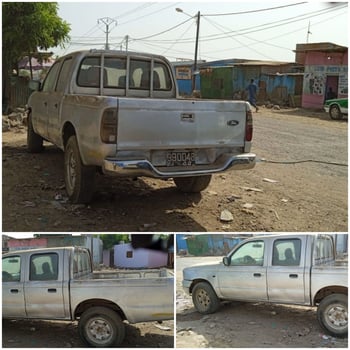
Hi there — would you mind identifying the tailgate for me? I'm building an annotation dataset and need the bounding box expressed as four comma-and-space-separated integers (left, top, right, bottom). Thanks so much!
116, 98, 248, 150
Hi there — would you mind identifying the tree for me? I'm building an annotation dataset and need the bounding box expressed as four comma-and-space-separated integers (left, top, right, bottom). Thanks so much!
2, 2, 70, 111
98, 235, 130, 249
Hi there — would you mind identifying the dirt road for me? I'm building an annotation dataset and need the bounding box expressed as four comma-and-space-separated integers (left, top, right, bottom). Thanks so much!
2, 319, 174, 348
176, 256, 348, 348
2, 107, 347, 232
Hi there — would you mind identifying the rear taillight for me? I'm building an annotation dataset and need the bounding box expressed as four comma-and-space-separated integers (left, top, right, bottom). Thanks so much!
245, 109, 253, 142
101, 108, 118, 143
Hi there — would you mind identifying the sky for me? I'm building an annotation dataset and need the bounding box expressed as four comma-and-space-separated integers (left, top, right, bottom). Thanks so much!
52, 1, 349, 63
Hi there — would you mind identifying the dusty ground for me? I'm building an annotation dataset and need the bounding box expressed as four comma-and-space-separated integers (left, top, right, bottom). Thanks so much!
2, 107, 347, 232
2, 318, 174, 348
176, 256, 348, 348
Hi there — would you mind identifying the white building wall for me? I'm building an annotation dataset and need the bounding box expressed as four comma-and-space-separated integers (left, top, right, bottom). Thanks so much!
114, 243, 167, 268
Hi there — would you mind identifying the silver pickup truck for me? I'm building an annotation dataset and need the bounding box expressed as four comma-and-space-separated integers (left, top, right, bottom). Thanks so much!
2, 246, 174, 347
182, 234, 348, 337
27, 49, 255, 203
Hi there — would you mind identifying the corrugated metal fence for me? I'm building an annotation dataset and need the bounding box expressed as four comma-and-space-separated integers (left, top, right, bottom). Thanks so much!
9, 76, 32, 109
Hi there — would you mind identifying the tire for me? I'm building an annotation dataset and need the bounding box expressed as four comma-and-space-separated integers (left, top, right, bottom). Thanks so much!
64, 135, 95, 203
174, 175, 212, 193
27, 112, 44, 153
329, 105, 343, 120
192, 282, 220, 314
317, 293, 348, 337
78, 307, 126, 347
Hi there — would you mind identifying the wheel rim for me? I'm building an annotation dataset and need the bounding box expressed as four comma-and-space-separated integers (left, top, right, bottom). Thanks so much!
324, 303, 348, 330
86, 317, 114, 345
195, 288, 211, 310
66, 147, 77, 194
330, 107, 340, 119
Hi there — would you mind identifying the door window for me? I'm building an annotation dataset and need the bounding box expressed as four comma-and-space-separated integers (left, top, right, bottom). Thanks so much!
229, 240, 264, 266
56, 58, 73, 92
272, 239, 301, 266
2, 256, 21, 282
42, 62, 61, 92
30, 253, 58, 281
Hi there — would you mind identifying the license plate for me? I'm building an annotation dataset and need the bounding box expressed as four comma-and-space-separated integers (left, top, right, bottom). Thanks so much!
166, 151, 195, 166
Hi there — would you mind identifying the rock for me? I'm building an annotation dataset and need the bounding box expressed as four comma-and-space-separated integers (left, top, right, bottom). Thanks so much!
243, 203, 254, 209
240, 186, 263, 193
220, 209, 233, 222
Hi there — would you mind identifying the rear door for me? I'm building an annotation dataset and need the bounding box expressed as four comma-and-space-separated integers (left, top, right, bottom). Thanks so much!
2, 254, 26, 317
24, 251, 66, 318
267, 237, 307, 304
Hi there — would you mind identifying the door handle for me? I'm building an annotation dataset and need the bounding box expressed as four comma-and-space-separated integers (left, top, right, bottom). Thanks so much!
253, 273, 262, 277
48, 288, 57, 293
10, 289, 19, 293
54, 103, 58, 108
44, 102, 48, 106
289, 274, 298, 279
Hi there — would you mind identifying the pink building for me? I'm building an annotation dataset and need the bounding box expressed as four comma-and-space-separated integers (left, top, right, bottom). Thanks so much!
295, 43, 348, 109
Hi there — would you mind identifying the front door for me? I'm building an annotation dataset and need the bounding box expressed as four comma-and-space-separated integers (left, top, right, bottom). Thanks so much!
24, 252, 66, 319
217, 239, 268, 301
2, 255, 26, 317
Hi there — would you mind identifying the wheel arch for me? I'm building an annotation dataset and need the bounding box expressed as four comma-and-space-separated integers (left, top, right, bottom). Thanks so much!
189, 278, 215, 294
313, 286, 348, 305
62, 121, 76, 148
74, 298, 127, 320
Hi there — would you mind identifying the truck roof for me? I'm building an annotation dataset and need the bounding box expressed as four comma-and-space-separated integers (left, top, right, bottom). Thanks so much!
3, 246, 81, 256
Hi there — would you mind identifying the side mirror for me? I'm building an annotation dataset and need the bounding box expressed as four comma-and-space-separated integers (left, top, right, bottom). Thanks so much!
29, 80, 41, 91
223, 257, 230, 266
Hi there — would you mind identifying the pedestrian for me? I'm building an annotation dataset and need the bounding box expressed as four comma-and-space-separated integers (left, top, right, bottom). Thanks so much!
247, 79, 259, 112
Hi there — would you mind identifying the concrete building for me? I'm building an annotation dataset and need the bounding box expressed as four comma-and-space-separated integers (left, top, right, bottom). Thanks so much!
294, 42, 348, 109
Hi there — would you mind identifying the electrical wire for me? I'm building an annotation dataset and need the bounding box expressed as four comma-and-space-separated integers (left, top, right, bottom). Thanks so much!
259, 159, 347, 167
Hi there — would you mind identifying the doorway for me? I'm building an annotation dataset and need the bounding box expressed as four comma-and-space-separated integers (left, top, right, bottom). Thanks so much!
325, 75, 339, 101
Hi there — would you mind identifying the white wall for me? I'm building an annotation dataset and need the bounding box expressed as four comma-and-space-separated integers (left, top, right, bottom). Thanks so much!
114, 243, 168, 268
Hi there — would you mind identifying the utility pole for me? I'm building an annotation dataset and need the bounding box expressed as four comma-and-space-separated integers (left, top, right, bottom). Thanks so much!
98, 17, 117, 50
193, 11, 200, 91
176, 8, 201, 93
125, 35, 129, 52
306, 21, 312, 43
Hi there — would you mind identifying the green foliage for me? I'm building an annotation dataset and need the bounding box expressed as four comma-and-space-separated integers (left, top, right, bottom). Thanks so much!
98, 234, 130, 249
2, 2, 70, 71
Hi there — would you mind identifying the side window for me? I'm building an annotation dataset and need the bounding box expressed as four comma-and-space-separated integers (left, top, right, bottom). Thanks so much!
42, 62, 61, 92
229, 240, 264, 266
30, 253, 58, 281
272, 239, 301, 266
73, 250, 91, 276
104, 57, 127, 88
2, 256, 21, 282
129, 59, 151, 89
77, 57, 102, 87
56, 58, 73, 92
154, 62, 172, 90
315, 235, 333, 262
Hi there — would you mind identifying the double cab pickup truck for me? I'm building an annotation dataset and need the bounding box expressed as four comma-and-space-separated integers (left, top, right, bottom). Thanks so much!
2, 246, 174, 347
27, 49, 255, 203
182, 234, 348, 337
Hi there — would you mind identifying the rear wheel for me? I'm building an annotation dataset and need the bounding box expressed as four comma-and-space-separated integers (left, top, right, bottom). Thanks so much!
192, 282, 220, 314
79, 306, 126, 347
174, 175, 212, 193
64, 135, 95, 203
329, 105, 343, 120
317, 293, 348, 337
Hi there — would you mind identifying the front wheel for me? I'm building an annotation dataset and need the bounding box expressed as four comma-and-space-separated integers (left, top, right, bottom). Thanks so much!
329, 105, 343, 120
174, 175, 212, 193
192, 282, 220, 314
317, 293, 348, 337
78, 307, 126, 347
64, 135, 96, 204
